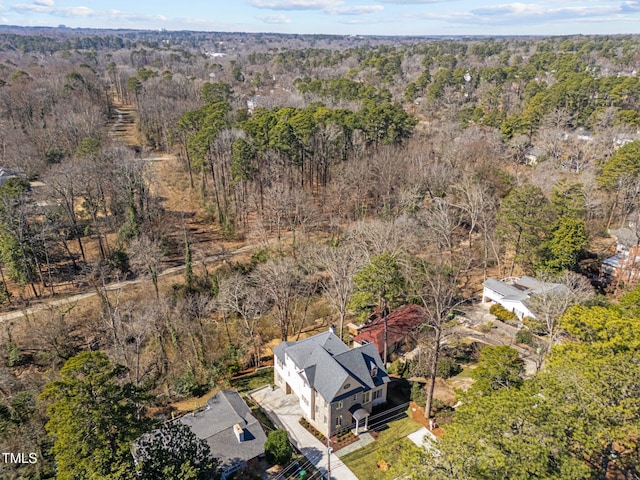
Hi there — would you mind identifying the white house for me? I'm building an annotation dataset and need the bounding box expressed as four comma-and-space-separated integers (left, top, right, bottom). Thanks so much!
273, 329, 389, 438
482, 276, 569, 320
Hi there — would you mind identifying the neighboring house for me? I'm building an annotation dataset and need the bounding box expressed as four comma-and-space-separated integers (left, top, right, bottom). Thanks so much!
352, 304, 426, 359
274, 329, 389, 438
482, 276, 569, 320
602, 227, 640, 284
0, 166, 26, 186
178, 390, 267, 479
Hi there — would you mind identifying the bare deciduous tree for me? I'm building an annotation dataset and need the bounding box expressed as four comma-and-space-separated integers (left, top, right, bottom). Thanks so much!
129, 234, 164, 299
314, 243, 365, 340
217, 272, 266, 367
527, 271, 594, 355
252, 258, 301, 341
406, 257, 466, 419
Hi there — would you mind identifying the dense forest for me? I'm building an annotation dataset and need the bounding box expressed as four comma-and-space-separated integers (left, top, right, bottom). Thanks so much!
0, 27, 639, 479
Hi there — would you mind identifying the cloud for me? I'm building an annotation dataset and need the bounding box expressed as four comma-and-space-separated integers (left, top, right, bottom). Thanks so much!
327, 5, 384, 14
250, 0, 343, 10
376, 0, 455, 3
257, 13, 292, 23
251, 0, 383, 16
621, 0, 640, 12
408, 1, 640, 28
468, 2, 618, 23
11, 2, 167, 22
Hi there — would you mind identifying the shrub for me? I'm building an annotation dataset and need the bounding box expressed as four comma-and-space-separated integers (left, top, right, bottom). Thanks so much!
443, 341, 481, 363
6, 340, 22, 367
436, 356, 462, 379
478, 322, 492, 333
386, 360, 407, 377
515, 329, 534, 346
173, 369, 199, 397
110, 249, 130, 275
265, 430, 292, 466
410, 382, 426, 404
489, 304, 518, 322
523, 316, 546, 335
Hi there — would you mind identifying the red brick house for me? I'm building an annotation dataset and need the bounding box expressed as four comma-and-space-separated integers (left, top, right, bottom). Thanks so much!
352, 304, 426, 359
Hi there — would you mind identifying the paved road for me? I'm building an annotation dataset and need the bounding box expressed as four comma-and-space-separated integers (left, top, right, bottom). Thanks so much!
252, 385, 359, 480
0, 242, 259, 324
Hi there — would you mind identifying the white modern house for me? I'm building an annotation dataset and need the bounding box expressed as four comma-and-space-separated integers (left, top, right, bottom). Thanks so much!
482, 276, 569, 320
274, 329, 389, 438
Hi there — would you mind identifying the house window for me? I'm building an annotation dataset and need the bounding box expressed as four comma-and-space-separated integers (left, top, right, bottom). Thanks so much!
335, 401, 343, 410
353, 394, 357, 402
363, 391, 371, 404
373, 389, 382, 400
323, 415, 327, 424
336, 415, 343, 428
302, 396, 309, 406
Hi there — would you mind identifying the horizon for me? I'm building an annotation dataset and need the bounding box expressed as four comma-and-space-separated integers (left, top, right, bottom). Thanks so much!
1, 0, 640, 37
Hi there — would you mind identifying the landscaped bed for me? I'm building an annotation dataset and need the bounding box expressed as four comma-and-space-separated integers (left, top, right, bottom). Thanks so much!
298, 417, 358, 451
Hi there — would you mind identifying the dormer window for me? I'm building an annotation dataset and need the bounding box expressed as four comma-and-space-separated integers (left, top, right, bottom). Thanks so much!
370, 365, 378, 377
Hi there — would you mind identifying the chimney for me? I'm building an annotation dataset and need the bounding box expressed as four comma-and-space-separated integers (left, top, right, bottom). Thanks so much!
233, 423, 244, 443
329, 325, 335, 334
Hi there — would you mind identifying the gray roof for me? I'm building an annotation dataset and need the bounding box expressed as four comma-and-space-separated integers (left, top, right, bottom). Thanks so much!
610, 227, 640, 248
0, 166, 26, 185
483, 278, 527, 301
603, 254, 623, 268
276, 331, 388, 402
484, 276, 569, 303
179, 390, 266, 472
273, 330, 349, 365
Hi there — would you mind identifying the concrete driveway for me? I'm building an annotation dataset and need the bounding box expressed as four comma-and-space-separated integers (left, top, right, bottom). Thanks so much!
252, 386, 359, 480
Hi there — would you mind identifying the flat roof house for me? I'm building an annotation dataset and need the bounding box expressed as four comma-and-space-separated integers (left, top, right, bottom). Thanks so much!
482, 276, 569, 320
274, 329, 389, 438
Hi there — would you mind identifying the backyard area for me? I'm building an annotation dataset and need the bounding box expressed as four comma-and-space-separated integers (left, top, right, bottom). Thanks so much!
339, 408, 423, 480
231, 366, 274, 392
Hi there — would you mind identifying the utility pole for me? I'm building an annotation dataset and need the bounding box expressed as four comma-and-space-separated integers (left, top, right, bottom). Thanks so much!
382, 297, 388, 365
326, 436, 333, 479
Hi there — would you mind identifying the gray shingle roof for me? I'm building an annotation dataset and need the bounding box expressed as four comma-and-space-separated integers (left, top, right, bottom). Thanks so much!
333, 342, 387, 390
277, 331, 389, 402
179, 390, 266, 472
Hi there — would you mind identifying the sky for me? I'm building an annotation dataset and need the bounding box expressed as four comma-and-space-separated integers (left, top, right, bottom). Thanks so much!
1, 0, 640, 36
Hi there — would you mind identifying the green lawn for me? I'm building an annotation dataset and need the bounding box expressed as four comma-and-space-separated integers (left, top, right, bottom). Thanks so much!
454, 364, 475, 378
230, 367, 274, 393
340, 412, 422, 480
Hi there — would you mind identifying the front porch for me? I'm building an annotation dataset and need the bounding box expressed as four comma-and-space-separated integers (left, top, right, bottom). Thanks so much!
349, 404, 370, 436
